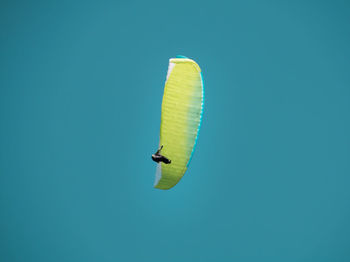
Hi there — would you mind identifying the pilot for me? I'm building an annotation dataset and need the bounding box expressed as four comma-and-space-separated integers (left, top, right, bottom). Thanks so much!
151, 145, 171, 164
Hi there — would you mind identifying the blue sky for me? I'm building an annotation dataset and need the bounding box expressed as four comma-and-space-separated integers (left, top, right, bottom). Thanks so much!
1, 1, 350, 261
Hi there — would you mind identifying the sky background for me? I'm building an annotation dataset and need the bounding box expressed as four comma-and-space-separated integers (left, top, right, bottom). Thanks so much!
1, 0, 350, 261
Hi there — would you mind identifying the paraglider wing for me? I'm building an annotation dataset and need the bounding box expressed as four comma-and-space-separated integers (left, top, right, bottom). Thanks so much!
154, 57, 204, 190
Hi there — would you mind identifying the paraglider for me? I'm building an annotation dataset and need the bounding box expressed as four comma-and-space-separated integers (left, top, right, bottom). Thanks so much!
152, 145, 171, 164
152, 56, 204, 190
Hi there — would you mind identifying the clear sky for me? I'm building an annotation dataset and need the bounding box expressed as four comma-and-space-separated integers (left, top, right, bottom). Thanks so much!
1, 1, 350, 261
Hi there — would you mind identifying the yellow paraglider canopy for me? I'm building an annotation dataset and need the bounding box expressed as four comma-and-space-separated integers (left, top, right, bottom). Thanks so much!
154, 56, 204, 190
